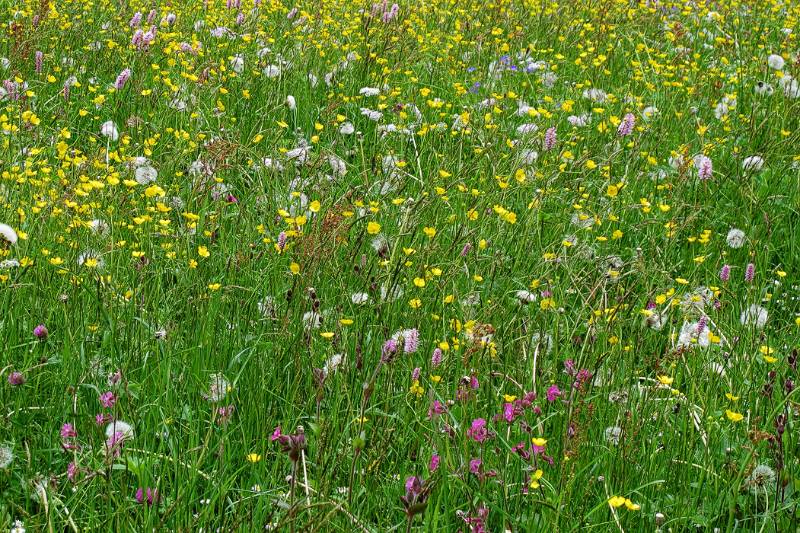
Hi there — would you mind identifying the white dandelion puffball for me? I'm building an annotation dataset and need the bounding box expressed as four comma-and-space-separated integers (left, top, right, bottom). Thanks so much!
740, 304, 768, 329
105, 420, 134, 440
742, 156, 764, 172
767, 54, 785, 70
726, 228, 745, 249
100, 120, 119, 141
0, 223, 18, 244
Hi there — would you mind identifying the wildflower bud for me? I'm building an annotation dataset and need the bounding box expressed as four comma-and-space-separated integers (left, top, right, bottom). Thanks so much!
655, 513, 665, 526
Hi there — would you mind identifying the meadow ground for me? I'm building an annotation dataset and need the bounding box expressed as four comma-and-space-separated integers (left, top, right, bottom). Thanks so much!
2, 0, 800, 531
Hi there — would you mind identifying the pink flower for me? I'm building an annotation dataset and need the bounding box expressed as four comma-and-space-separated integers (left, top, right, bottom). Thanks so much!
67, 462, 79, 482
544, 126, 557, 150
99, 391, 116, 409
546, 385, 561, 402
469, 458, 482, 475
466, 418, 489, 443
61, 423, 77, 439
617, 113, 635, 136
403, 329, 419, 354
7, 371, 25, 386
271, 426, 282, 441
33, 324, 48, 340
431, 347, 442, 367
429, 453, 440, 472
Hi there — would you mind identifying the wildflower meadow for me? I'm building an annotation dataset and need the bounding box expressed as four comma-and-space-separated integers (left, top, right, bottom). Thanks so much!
2, 0, 800, 531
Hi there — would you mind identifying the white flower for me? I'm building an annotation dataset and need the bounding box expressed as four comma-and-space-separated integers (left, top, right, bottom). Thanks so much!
726, 228, 746, 249
360, 108, 382, 121
642, 106, 659, 120
740, 304, 768, 329
100, 121, 119, 141
767, 54, 785, 70
746, 464, 776, 496
0, 223, 18, 244
351, 292, 369, 305
781, 75, 800, 98
230, 55, 244, 73
286, 94, 296, 110
514, 290, 537, 304
262, 64, 281, 77
322, 353, 345, 378
339, 122, 354, 135
0, 445, 13, 469
677, 321, 711, 348
78, 250, 105, 269
0, 259, 19, 269
206, 373, 231, 402
582, 88, 607, 103
89, 219, 110, 235
755, 81, 774, 96
258, 296, 275, 317
303, 311, 322, 329
567, 114, 590, 127
359, 87, 380, 97
516, 123, 538, 135
742, 155, 764, 172
10, 519, 26, 533
105, 420, 134, 440
328, 155, 347, 177
135, 165, 158, 184
604, 426, 623, 446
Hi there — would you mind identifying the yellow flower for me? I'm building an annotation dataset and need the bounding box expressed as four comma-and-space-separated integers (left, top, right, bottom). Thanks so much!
290, 262, 300, 275
657, 375, 673, 386
608, 496, 626, 508
725, 410, 744, 422
624, 499, 640, 511
367, 221, 381, 235
529, 469, 543, 489
531, 437, 547, 447
208, 283, 221, 291
246, 453, 262, 463
198, 246, 210, 258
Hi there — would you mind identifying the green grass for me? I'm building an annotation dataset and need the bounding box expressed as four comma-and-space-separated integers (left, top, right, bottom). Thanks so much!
2, 0, 800, 530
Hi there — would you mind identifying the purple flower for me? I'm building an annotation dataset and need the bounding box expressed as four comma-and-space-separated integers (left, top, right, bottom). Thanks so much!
429, 453, 439, 472
617, 113, 635, 136
469, 458, 482, 475
271, 426, 282, 441
67, 461, 78, 482
381, 338, 399, 363
129, 11, 142, 27
503, 403, 515, 422
277, 231, 287, 251
34, 51, 43, 73
99, 391, 116, 409
403, 329, 419, 354
466, 418, 489, 443
33, 324, 48, 340
460, 242, 472, 257
546, 385, 561, 402
696, 155, 713, 180
135, 487, 158, 505
544, 126, 557, 151
61, 423, 77, 439
431, 347, 442, 367
411, 367, 421, 382
720, 264, 731, 282
7, 371, 25, 386
114, 68, 131, 90
745, 263, 755, 283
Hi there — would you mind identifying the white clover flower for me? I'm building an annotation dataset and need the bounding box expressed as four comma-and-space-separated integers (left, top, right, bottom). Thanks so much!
339, 122, 354, 135
286, 94, 296, 110
604, 426, 623, 446
514, 290, 537, 304
303, 311, 322, 329
262, 64, 281, 77
516, 123, 538, 135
